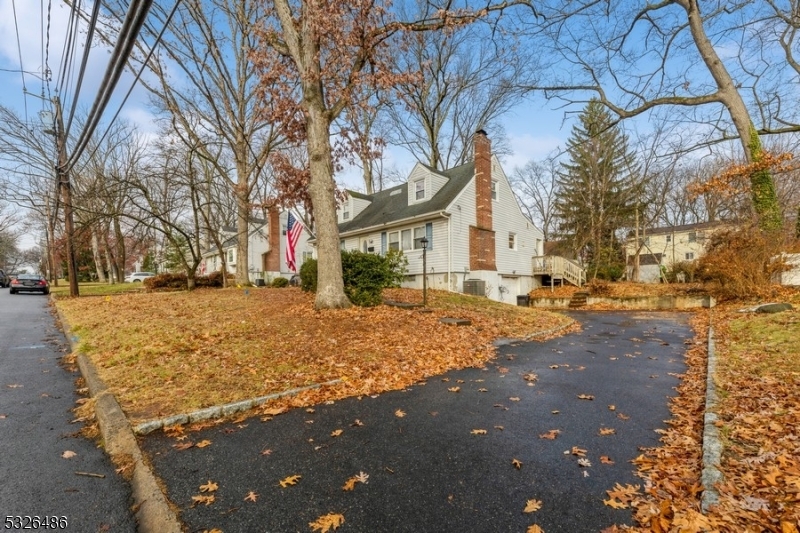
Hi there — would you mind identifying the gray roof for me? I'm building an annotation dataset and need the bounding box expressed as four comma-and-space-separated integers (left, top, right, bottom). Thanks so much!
338, 162, 474, 234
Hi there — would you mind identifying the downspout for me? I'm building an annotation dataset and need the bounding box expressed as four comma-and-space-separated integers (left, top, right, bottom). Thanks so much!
447, 213, 453, 292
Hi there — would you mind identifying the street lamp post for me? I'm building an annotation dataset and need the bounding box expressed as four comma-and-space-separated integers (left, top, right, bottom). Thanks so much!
420, 236, 428, 307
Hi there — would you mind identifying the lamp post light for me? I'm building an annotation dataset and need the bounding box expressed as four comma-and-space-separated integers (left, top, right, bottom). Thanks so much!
420, 236, 428, 307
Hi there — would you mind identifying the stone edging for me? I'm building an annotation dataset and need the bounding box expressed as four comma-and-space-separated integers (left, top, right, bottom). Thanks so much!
701, 326, 723, 512
133, 379, 342, 435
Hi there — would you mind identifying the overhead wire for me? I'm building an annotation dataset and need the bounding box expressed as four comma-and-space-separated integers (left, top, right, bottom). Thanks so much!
74, 0, 182, 176
44, 0, 52, 99
63, 0, 103, 138
11, 0, 29, 123
64, 0, 155, 172
56, 0, 79, 96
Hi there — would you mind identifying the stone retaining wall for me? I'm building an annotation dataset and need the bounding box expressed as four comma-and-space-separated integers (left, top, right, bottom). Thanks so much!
529, 295, 715, 309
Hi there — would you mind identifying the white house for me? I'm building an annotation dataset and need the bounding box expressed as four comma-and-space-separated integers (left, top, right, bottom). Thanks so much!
624, 221, 729, 282
201, 210, 314, 283
334, 130, 547, 303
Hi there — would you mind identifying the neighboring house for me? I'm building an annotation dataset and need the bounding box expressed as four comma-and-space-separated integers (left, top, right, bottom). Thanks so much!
334, 130, 547, 303
201, 211, 314, 283
624, 221, 729, 283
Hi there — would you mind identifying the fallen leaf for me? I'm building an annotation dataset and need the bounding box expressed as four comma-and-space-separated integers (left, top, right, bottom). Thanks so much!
200, 480, 218, 493
395, 409, 406, 418
279, 474, 301, 488
571, 446, 587, 457
352, 419, 364, 427
599, 428, 616, 436
62, 450, 77, 459
617, 413, 630, 420
539, 429, 561, 440
196, 439, 212, 448
549, 364, 559, 369
551, 410, 559, 415
577, 458, 592, 467
494, 425, 504, 431
191, 494, 215, 506
608, 405, 616, 411
173, 442, 194, 451
498, 367, 509, 373
342, 477, 358, 491
448, 387, 461, 392
526, 525, 544, 533
524, 499, 542, 513
600, 456, 615, 465
523, 373, 538, 382
355, 472, 369, 484
471, 429, 488, 435
603, 498, 627, 509
306, 408, 315, 413
478, 388, 489, 392
577, 394, 594, 400
509, 397, 520, 402
512, 458, 523, 469
244, 491, 258, 502
262, 407, 286, 416
331, 429, 343, 437
309, 513, 345, 532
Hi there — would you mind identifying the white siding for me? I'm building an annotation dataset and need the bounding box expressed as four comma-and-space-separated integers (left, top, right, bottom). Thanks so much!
448, 178, 477, 276
491, 159, 543, 277
351, 196, 371, 219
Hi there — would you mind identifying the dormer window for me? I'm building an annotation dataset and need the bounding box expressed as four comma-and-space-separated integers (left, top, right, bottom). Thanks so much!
415, 179, 425, 200
343, 206, 350, 220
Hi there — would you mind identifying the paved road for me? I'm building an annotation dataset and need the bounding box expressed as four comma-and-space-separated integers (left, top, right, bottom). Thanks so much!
140, 311, 691, 532
0, 290, 135, 532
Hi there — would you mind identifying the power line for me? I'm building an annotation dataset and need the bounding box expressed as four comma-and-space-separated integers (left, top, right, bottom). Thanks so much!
76, 0, 182, 175
44, 0, 52, 99
63, 0, 102, 138
11, 0, 29, 123
64, 0, 155, 172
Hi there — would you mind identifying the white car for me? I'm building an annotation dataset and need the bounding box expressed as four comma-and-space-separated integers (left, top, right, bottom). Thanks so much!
125, 272, 156, 283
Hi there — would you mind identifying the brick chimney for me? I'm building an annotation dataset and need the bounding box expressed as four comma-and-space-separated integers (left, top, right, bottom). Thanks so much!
264, 207, 281, 272
469, 130, 497, 271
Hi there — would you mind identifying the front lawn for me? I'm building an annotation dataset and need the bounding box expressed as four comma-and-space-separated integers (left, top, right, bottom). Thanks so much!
54, 288, 573, 424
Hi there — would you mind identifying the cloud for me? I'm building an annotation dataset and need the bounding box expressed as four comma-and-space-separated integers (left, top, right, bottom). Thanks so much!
505, 133, 564, 171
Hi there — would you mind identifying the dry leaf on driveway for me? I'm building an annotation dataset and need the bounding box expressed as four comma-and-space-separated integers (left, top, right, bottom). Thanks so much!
471, 429, 487, 435
244, 491, 258, 502
61, 450, 77, 459
512, 458, 523, 469
191, 495, 215, 506
330, 429, 343, 437
526, 525, 544, 533
309, 513, 344, 532
539, 429, 560, 440
199, 480, 218, 492
395, 409, 406, 418
523, 499, 542, 513
577, 394, 594, 400
448, 387, 460, 393
196, 439, 212, 448
279, 475, 301, 488
599, 428, 616, 436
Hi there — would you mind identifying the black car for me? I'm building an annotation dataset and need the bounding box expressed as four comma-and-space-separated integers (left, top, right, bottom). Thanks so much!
10, 274, 50, 295
0, 269, 8, 288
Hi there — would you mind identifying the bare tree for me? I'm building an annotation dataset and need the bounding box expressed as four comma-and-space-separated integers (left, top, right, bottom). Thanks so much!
510, 155, 559, 241
529, 0, 794, 230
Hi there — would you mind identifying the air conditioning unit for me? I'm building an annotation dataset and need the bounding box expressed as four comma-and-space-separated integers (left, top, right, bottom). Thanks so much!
463, 279, 486, 297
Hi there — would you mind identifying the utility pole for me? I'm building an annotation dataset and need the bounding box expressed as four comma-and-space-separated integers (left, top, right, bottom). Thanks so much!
53, 96, 80, 297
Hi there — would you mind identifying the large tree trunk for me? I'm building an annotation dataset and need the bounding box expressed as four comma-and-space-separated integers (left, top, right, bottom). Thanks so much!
306, 97, 350, 309
684, 0, 781, 230
235, 182, 251, 286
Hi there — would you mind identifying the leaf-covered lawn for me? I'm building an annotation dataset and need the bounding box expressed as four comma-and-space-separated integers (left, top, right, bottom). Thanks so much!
55, 288, 573, 423
623, 294, 800, 531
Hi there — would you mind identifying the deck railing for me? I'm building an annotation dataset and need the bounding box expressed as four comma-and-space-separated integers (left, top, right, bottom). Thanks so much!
532, 255, 586, 287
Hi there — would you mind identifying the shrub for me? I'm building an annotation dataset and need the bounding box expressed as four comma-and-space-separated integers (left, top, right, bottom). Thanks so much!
587, 278, 612, 296
696, 225, 789, 300
666, 261, 700, 283
144, 271, 225, 291
299, 250, 408, 306
271, 276, 289, 288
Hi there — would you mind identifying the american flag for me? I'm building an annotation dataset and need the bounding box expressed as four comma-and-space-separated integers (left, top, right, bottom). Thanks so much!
285, 211, 303, 272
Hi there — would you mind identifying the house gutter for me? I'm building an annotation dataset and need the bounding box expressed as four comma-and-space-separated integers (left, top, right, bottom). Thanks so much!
310, 211, 451, 244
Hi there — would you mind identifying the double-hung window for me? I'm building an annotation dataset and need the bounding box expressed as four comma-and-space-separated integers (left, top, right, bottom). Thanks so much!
401, 229, 412, 251
388, 232, 400, 251
415, 180, 425, 200
413, 226, 427, 249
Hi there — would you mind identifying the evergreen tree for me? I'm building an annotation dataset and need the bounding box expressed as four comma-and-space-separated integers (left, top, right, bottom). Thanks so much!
554, 100, 640, 280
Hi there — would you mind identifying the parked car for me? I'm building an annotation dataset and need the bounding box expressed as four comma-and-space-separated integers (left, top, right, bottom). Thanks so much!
0, 269, 8, 288
10, 274, 50, 295
124, 272, 156, 283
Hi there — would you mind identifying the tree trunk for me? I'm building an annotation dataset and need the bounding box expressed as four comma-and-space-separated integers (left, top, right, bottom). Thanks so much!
235, 187, 251, 286
91, 228, 107, 283
306, 96, 350, 309
684, 0, 781, 230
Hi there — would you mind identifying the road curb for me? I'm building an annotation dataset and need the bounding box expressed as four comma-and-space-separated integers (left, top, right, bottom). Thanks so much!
55, 307, 183, 533
701, 326, 723, 512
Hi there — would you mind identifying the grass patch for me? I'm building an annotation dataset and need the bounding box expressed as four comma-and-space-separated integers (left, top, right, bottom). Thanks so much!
51, 281, 146, 297
55, 287, 573, 424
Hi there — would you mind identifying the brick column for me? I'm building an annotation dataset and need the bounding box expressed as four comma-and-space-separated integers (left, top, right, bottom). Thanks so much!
470, 130, 496, 271
265, 208, 281, 272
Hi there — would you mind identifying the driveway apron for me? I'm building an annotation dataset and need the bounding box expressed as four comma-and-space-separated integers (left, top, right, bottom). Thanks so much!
0, 292, 136, 532
140, 311, 691, 532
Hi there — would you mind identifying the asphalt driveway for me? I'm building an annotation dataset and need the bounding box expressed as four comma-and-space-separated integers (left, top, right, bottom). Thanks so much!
139, 311, 691, 532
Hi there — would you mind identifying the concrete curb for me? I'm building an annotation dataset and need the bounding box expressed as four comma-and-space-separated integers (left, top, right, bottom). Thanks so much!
701, 326, 723, 512
55, 306, 183, 533
133, 379, 343, 435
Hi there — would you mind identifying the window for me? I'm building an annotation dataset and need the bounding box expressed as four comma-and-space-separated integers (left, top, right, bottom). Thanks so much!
508, 232, 517, 250
415, 179, 425, 200
343, 207, 350, 220
413, 226, 426, 249
340, 239, 346, 250
685, 252, 695, 260
666, 235, 672, 243
688, 231, 697, 243
491, 180, 498, 201
401, 229, 412, 251
388, 231, 400, 251
227, 249, 235, 264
